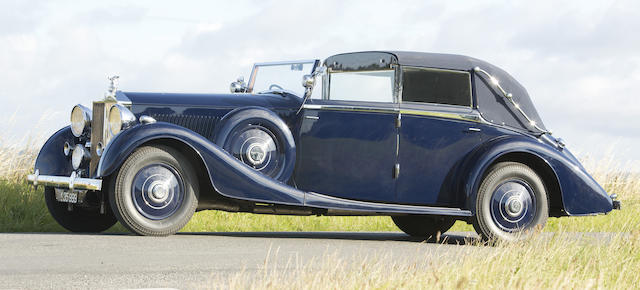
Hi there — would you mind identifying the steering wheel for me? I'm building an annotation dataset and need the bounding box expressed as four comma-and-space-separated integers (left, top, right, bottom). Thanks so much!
269, 84, 284, 91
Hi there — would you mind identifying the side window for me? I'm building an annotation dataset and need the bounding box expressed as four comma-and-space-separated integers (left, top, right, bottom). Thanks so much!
402, 67, 471, 107
328, 70, 395, 103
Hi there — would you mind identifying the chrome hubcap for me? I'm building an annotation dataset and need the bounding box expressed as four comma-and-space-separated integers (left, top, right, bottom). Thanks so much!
131, 164, 184, 220
506, 197, 523, 217
246, 143, 267, 165
149, 182, 169, 203
490, 179, 536, 232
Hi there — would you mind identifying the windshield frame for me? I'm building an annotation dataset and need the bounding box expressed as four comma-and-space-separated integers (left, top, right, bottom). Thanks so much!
247, 59, 320, 97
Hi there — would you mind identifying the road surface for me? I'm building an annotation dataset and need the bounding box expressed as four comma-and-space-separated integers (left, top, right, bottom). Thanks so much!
0, 231, 615, 289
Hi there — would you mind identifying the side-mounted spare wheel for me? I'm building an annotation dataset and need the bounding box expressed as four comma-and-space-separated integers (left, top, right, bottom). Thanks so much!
215, 107, 296, 182
44, 187, 117, 232
392, 215, 456, 239
110, 145, 199, 236
473, 162, 549, 242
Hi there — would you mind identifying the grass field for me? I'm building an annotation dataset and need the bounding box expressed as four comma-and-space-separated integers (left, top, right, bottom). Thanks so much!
1, 146, 637, 234
1, 142, 638, 289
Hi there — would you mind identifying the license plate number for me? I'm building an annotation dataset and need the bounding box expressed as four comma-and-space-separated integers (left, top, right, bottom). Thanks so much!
55, 190, 78, 203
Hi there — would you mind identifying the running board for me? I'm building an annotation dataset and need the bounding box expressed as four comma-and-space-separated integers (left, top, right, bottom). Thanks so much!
304, 192, 473, 216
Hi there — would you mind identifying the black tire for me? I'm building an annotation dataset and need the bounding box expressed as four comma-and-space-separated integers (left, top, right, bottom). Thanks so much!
392, 215, 456, 238
473, 162, 548, 242
110, 145, 199, 236
44, 187, 117, 233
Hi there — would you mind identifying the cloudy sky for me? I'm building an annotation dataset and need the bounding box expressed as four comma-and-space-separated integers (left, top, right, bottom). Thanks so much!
1, 0, 638, 168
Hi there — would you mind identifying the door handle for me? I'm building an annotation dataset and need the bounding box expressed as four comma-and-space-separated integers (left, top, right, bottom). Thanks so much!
304, 115, 319, 120
467, 127, 481, 133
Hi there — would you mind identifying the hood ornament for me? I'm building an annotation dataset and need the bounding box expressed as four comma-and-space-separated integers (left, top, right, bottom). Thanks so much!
104, 75, 120, 101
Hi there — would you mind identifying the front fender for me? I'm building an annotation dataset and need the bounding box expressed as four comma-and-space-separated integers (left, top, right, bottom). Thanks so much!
464, 135, 612, 216
96, 122, 306, 205
33, 126, 75, 176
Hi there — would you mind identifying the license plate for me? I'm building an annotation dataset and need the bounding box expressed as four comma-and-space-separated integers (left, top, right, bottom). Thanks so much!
55, 189, 79, 203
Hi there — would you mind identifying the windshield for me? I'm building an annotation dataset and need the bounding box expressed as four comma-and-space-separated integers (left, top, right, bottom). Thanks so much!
249, 60, 317, 97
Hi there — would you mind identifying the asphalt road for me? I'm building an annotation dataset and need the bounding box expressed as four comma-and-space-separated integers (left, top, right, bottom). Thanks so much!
0, 231, 617, 289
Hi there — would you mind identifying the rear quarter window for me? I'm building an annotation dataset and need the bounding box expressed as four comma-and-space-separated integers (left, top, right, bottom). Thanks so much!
402, 67, 471, 107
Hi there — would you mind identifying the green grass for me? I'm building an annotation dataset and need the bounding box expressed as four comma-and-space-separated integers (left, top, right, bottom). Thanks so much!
0, 180, 63, 232
2, 178, 638, 234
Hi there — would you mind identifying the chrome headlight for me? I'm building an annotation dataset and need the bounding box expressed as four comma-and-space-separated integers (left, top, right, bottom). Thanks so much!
70, 105, 92, 137
108, 104, 136, 136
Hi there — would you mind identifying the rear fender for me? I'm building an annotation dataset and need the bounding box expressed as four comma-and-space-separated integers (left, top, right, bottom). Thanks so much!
463, 135, 612, 216
96, 122, 306, 205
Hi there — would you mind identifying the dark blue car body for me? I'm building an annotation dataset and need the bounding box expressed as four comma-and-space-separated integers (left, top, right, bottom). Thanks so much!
32, 51, 616, 238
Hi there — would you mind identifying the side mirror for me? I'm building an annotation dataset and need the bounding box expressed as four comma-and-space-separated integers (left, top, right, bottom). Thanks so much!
230, 76, 248, 93
297, 70, 322, 115
302, 74, 315, 89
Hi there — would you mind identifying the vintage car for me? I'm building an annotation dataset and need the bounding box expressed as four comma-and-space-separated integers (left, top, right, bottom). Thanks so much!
27, 51, 620, 241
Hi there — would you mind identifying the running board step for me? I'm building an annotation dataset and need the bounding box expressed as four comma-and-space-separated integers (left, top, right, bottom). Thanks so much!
305, 192, 472, 216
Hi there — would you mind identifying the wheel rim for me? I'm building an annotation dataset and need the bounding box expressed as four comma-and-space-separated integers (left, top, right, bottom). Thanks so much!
490, 179, 537, 232
225, 123, 284, 178
131, 164, 185, 220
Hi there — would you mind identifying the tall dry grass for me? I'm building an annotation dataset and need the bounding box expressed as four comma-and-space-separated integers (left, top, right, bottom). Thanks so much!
0, 136, 638, 233
0, 137, 40, 182
203, 231, 640, 289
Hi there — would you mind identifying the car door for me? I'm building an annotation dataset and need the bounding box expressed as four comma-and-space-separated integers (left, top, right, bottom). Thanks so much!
294, 69, 400, 203
396, 67, 484, 206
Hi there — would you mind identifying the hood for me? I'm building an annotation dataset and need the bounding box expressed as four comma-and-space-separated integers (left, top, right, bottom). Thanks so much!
117, 91, 301, 110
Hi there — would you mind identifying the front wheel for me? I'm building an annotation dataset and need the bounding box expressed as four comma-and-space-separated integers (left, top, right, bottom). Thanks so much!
110, 145, 199, 236
473, 162, 549, 242
44, 187, 117, 233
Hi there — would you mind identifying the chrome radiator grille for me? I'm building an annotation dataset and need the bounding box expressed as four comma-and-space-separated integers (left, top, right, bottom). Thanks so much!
150, 114, 220, 141
89, 101, 116, 175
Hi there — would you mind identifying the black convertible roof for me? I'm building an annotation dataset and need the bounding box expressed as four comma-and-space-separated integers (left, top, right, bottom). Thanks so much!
324, 51, 546, 133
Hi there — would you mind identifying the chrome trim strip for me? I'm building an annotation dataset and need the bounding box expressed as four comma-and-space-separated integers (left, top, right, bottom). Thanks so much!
27, 172, 102, 191
473, 67, 550, 134
301, 104, 481, 122
302, 104, 399, 114
400, 109, 481, 122
302, 104, 322, 110
305, 192, 472, 216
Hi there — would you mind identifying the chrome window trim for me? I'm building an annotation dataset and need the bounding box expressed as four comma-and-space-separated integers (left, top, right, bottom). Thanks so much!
400, 66, 473, 108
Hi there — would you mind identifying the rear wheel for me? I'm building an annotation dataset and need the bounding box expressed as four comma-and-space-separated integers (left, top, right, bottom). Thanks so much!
473, 162, 549, 242
45, 187, 117, 232
392, 215, 456, 238
110, 145, 199, 236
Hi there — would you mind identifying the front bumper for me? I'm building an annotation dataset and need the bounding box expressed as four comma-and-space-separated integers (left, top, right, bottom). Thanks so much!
27, 170, 103, 191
